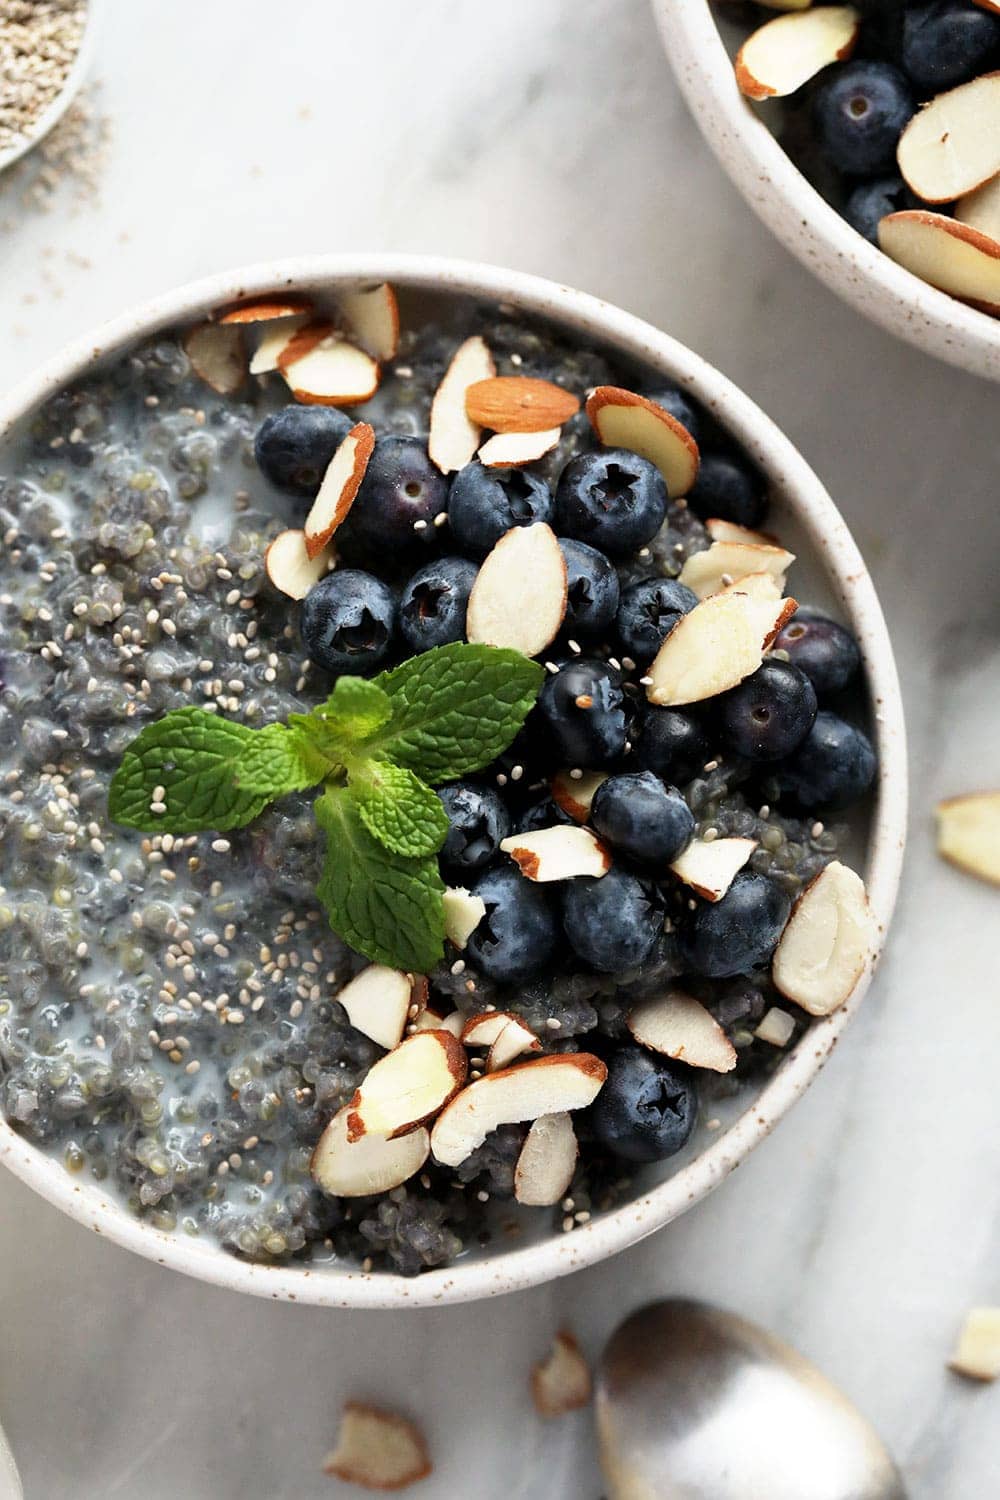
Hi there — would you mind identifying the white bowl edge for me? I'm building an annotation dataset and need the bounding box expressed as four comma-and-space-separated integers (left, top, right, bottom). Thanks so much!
0, 253, 908, 1308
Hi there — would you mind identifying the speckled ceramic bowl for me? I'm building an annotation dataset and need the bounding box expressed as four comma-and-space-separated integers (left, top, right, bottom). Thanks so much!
653, 0, 1000, 383
0, 254, 907, 1307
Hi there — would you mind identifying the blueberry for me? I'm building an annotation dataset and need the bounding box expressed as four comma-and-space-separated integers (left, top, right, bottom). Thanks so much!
773, 609, 861, 697
398, 556, 478, 652
254, 406, 353, 498
437, 783, 511, 878
561, 866, 662, 973
643, 385, 702, 443
513, 795, 575, 834
591, 771, 695, 866
466, 865, 559, 983
300, 569, 396, 676
717, 659, 817, 762
678, 871, 791, 978
776, 710, 877, 811
555, 449, 667, 558
537, 658, 627, 768
559, 539, 621, 640
616, 577, 698, 664
902, 1, 1000, 93
814, 62, 916, 177
590, 1045, 698, 1163
844, 176, 916, 244
448, 463, 553, 557
687, 451, 768, 529
631, 706, 712, 786
346, 436, 449, 550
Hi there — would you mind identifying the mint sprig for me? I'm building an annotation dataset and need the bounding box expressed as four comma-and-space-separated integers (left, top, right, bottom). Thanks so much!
108, 645, 543, 971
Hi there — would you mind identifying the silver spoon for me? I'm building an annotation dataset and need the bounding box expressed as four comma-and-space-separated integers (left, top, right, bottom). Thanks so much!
596, 1298, 906, 1500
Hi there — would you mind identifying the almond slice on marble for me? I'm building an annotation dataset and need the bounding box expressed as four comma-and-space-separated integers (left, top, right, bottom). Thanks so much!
216, 294, 313, 325
936, 791, 1000, 885
755, 1006, 796, 1047
718, 570, 784, 601
647, 591, 797, 706
949, 1308, 1000, 1381
734, 6, 860, 101
586, 386, 699, 498
514, 1112, 578, 1206
706, 518, 778, 546
772, 860, 875, 1016
879, 210, 1000, 315
310, 1106, 429, 1197
248, 313, 310, 375
487, 1017, 542, 1072
531, 1331, 593, 1418
430, 1054, 607, 1167
499, 824, 610, 882
670, 836, 758, 901
338, 282, 400, 360
466, 522, 567, 656
477, 427, 562, 468
183, 322, 246, 395
346, 1031, 467, 1142
466, 376, 580, 434
277, 320, 380, 406
551, 769, 608, 822
679, 539, 794, 600
956, 174, 1000, 239
264, 528, 334, 600
627, 992, 737, 1072
443, 886, 486, 950
428, 335, 496, 474
336, 963, 414, 1051
323, 1403, 432, 1488
303, 421, 375, 558
897, 73, 1000, 204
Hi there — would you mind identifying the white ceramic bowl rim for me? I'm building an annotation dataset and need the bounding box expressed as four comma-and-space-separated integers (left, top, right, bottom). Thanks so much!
0, 253, 907, 1308
0, 0, 104, 175
652, 0, 1000, 383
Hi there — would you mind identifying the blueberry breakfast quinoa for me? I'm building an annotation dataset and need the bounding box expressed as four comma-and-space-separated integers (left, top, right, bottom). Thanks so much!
0, 283, 878, 1275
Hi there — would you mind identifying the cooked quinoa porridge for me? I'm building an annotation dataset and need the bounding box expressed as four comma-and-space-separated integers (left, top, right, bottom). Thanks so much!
0, 284, 878, 1275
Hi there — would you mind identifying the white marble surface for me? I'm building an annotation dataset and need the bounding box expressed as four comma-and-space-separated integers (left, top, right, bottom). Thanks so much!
1, 1, 999, 1496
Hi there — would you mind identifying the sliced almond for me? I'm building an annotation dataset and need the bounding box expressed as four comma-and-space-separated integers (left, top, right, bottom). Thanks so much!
466, 376, 580, 434
586, 386, 699, 498
428, 335, 496, 475
755, 1006, 796, 1047
879, 210, 1000, 315
461, 1011, 516, 1049
628, 991, 737, 1072
346, 1031, 467, 1142
409, 1005, 445, 1034
311, 1106, 429, 1197
466, 522, 567, 656
183, 322, 246, 395
336, 964, 414, 1051
897, 73, 1000, 205
477, 427, 562, 468
718, 569, 784, 602
551, 769, 608, 822
772, 860, 875, 1016
514, 1112, 578, 1207
323, 1403, 432, 1488
443, 886, 486, 950
949, 1309, 1000, 1382
973, 0, 1000, 12
264, 528, 334, 600
216, 294, 313, 325
670, 836, 758, 901
277, 320, 380, 406
531, 1331, 593, 1418
956, 174, 1000, 240
706, 518, 778, 546
647, 591, 797, 706
432, 1011, 466, 1040
734, 6, 860, 101
679, 539, 794, 600
248, 313, 310, 375
338, 282, 400, 360
430, 1054, 607, 1168
487, 1017, 542, 1072
302, 421, 375, 558
499, 824, 610, 882
936, 791, 1000, 885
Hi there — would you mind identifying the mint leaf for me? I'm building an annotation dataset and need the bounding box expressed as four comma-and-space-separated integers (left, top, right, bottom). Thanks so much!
317, 676, 393, 741
315, 788, 445, 971
351, 760, 449, 858
373, 643, 543, 783
108, 707, 323, 834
